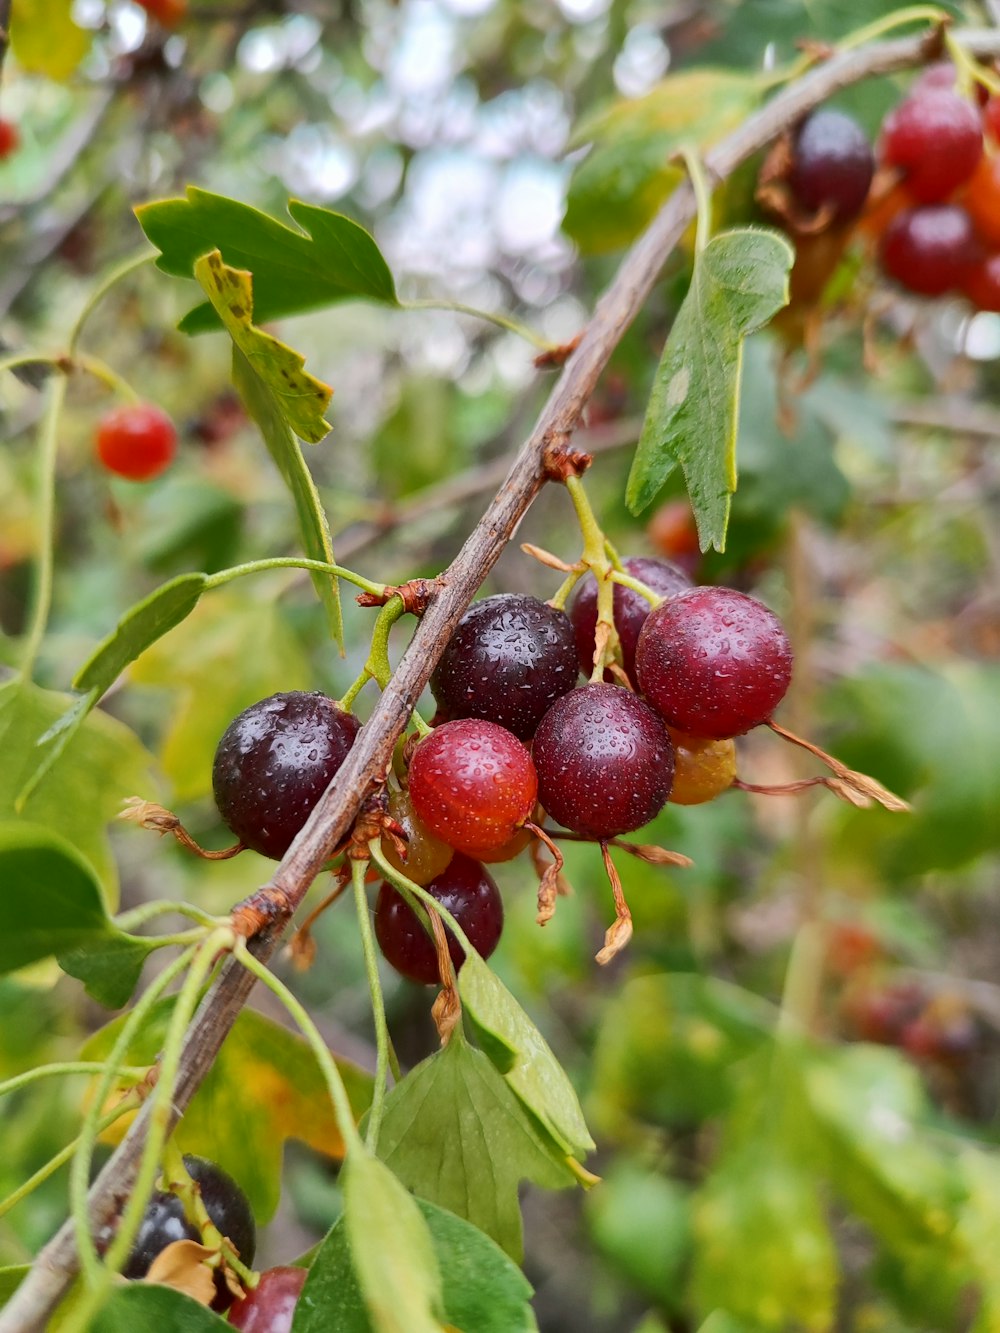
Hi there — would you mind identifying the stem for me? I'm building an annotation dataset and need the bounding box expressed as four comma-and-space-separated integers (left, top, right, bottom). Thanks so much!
351, 860, 392, 1150
73, 354, 139, 403
400, 298, 551, 351
204, 557, 385, 600
365, 597, 406, 690
565, 474, 617, 680
609, 569, 661, 605
113, 900, 221, 933
677, 146, 712, 254
68, 250, 154, 357
233, 942, 363, 1154
838, 4, 949, 51
19, 374, 67, 681
369, 842, 475, 955
0, 1063, 147, 1100
548, 567, 585, 611
0, 353, 60, 378
945, 28, 1000, 95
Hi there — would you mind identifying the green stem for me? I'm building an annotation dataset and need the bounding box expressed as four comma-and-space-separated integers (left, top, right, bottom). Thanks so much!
945, 30, 1000, 97
369, 842, 476, 957
838, 4, 948, 52
400, 298, 552, 351
366, 596, 406, 689
609, 570, 662, 606
410, 710, 433, 739
159, 1141, 257, 1286
68, 250, 154, 357
233, 941, 363, 1154
0, 352, 61, 378
565, 474, 618, 680
351, 859, 392, 1151
204, 557, 385, 600
73, 354, 140, 403
113, 899, 221, 933
19, 373, 67, 682
677, 145, 712, 255
549, 567, 585, 611
0, 1063, 147, 1101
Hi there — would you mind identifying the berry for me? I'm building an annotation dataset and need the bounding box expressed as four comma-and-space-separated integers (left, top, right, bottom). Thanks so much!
984, 96, 1000, 142
962, 154, 1000, 247
137, 0, 188, 25
213, 692, 361, 860
826, 922, 882, 978
123, 1155, 255, 1280
569, 556, 691, 682
375, 854, 503, 984
667, 731, 736, 806
0, 119, 19, 161
879, 204, 979, 296
788, 107, 875, 222
533, 683, 674, 840
647, 500, 701, 575
407, 719, 537, 858
962, 253, 1000, 310
635, 586, 793, 739
880, 90, 982, 203
901, 1001, 979, 1068
478, 823, 533, 863
380, 789, 454, 886
841, 980, 925, 1047
95, 402, 177, 482
430, 594, 578, 740
229, 1267, 307, 1332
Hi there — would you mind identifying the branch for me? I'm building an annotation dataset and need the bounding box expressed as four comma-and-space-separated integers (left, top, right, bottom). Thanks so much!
6, 25, 1000, 1332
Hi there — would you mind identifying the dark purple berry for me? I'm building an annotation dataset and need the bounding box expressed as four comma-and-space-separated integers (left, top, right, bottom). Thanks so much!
375, 853, 503, 984
532, 683, 674, 840
212, 692, 361, 860
788, 108, 875, 222
430, 593, 578, 740
568, 556, 691, 682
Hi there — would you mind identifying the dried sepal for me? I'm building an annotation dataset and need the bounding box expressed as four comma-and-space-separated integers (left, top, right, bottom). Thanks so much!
143, 1240, 217, 1306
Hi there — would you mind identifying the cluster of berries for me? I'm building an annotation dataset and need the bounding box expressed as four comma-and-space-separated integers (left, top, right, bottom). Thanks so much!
211, 557, 793, 980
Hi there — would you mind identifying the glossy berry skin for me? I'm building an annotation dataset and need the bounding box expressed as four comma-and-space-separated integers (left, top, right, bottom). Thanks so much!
962, 154, 1000, 247
95, 402, 177, 482
408, 719, 537, 858
962, 253, 1000, 311
636, 587, 793, 739
229, 1267, 307, 1332
879, 205, 979, 296
0, 119, 19, 160
375, 854, 503, 984
430, 594, 578, 740
668, 731, 736, 806
569, 556, 691, 682
533, 683, 674, 840
213, 692, 361, 860
788, 108, 874, 223
381, 789, 453, 886
123, 1155, 255, 1280
880, 90, 982, 203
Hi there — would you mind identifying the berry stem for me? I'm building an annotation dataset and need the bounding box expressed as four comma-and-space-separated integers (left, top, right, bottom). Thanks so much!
18, 374, 66, 682
73, 353, 141, 403
399, 298, 553, 352
608, 569, 663, 606
0, 1063, 148, 1101
548, 566, 585, 611
0, 352, 60, 378
944, 29, 1000, 96
350, 858, 393, 1151
564, 474, 620, 680
113, 899, 223, 933
369, 841, 476, 956
677, 146, 712, 255
837, 5, 950, 54
204, 558, 386, 600
159, 1140, 257, 1288
68, 249, 154, 358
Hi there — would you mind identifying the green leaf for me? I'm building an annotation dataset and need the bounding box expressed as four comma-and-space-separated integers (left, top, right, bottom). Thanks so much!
293, 1196, 536, 1333
194, 251, 332, 444
0, 1266, 29, 1309
58, 932, 157, 1009
231, 345, 343, 645
564, 69, 762, 254
0, 679, 154, 903
83, 1003, 372, 1221
458, 954, 594, 1159
9, 0, 90, 81
376, 1030, 575, 1260
87, 1283, 229, 1331
135, 188, 397, 335
342, 1152, 445, 1333
626, 228, 794, 551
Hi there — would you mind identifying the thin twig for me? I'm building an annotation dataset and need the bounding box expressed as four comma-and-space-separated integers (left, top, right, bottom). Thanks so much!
7, 26, 1000, 1332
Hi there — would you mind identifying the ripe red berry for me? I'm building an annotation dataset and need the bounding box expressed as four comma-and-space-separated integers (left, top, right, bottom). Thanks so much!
532, 683, 674, 840
568, 556, 691, 682
430, 593, 579, 740
635, 586, 793, 739
229, 1267, 307, 1332
407, 719, 538, 858
962, 252, 1000, 310
880, 90, 982, 203
375, 854, 503, 984
95, 402, 177, 481
0, 119, 19, 161
879, 204, 979, 297
984, 96, 1000, 142
788, 107, 875, 223
212, 692, 361, 860
962, 154, 1000, 247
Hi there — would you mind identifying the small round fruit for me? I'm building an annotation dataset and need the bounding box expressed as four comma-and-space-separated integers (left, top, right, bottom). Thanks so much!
123, 1155, 255, 1279
407, 718, 538, 858
788, 107, 875, 222
569, 556, 691, 682
962, 252, 1000, 310
229, 1267, 307, 1332
380, 789, 453, 886
667, 730, 736, 805
375, 854, 503, 985
0, 119, 19, 161
213, 692, 361, 860
647, 500, 701, 575
880, 89, 983, 202
430, 594, 578, 740
533, 683, 674, 840
635, 586, 793, 739
95, 402, 177, 482
841, 980, 924, 1047
879, 204, 979, 296
963, 154, 1000, 247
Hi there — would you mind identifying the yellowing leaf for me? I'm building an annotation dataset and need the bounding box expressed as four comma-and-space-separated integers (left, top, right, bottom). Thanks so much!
10, 0, 90, 80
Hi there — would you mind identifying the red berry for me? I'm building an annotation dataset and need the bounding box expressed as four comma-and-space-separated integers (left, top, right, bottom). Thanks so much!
880, 90, 982, 203
962, 153, 1000, 247
984, 96, 1000, 142
841, 980, 924, 1046
0, 119, 19, 161
137, 0, 188, 25
635, 586, 793, 739
568, 556, 691, 682
879, 204, 979, 296
647, 500, 701, 575
532, 683, 674, 840
407, 719, 538, 858
375, 854, 503, 984
229, 1267, 307, 1332
95, 402, 177, 481
962, 252, 1000, 310
788, 107, 875, 223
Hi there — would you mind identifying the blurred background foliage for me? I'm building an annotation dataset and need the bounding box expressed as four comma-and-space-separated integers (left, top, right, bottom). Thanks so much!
4, 0, 1000, 1329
